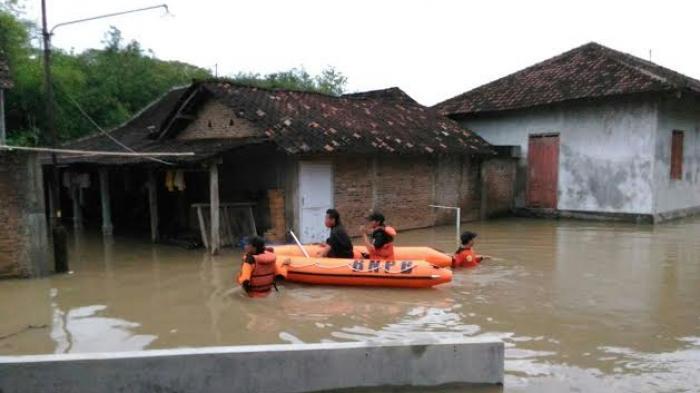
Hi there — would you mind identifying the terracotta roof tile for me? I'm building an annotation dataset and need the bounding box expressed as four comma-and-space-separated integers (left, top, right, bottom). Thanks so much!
61, 81, 493, 165
435, 42, 700, 116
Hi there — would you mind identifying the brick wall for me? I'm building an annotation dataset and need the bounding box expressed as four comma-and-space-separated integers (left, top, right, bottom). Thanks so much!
482, 157, 517, 217
0, 152, 51, 278
333, 154, 489, 236
176, 101, 259, 140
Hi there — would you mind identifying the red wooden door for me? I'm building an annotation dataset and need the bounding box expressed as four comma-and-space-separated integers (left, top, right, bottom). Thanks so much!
527, 135, 559, 208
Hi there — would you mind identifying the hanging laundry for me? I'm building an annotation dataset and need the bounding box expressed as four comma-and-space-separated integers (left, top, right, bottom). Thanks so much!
174, 170, 186, 191
165, 170, 175, 192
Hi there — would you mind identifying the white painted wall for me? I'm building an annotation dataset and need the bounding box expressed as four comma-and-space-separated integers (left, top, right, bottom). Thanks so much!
654, 95, 700, 216
459, 97, 657, 215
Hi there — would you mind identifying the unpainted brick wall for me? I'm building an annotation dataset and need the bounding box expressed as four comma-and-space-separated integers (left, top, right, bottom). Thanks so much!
176, 101, 259, 140
482, 157, 517, 216
334, 154, 489, 236
0, 151, 51, 278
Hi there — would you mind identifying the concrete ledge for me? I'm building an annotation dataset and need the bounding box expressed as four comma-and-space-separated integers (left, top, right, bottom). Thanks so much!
0, 339, 503, 393
514, 207, 654, 223
654, 205, 700, 223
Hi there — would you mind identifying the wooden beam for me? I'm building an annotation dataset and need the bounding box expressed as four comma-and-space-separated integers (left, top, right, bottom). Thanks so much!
99, 168, 113, 236
70, 183, 83, 230
209, 163, 220, 255
148, 169, 159, 243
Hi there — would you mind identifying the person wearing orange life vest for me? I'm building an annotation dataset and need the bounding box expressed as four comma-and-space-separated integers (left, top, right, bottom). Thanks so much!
238, 236, 283, 297
453, 231, 491, 268
360, 212, 397, 260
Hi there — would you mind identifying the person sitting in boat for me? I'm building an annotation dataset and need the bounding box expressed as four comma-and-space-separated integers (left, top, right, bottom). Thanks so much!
453, 231, 491, 268
238, 236, 280, 297
360, 212, 397, 260
317, 208, 354, 258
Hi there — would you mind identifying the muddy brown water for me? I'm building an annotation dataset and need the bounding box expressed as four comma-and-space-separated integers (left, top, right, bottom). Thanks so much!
1, 217, 700, 392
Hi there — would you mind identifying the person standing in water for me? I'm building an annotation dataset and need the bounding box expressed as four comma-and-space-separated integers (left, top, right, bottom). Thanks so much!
453, 231, 491, 268
361, 212, 397, 260
317, 209, 354, 258
238, 236, 279, 297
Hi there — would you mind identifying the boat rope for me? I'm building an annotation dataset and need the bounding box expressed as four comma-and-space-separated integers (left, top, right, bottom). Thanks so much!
283, 259, 419, 274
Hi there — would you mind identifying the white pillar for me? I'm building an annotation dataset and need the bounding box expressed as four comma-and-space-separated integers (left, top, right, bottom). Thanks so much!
99, 168, 113, 236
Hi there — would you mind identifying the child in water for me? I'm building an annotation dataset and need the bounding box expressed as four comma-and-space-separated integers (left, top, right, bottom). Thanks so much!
453, 231, 491, 268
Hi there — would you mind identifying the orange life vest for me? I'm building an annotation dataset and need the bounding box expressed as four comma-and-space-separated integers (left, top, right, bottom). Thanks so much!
452, 247, 482, 268
369, 226, 397, 261
241, 251, 277, 297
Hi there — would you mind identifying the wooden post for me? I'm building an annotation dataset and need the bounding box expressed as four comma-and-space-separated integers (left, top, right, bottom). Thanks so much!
148, 169, 159, 243
196, 206, 209, 250
99, 167, 113, 236
70, 183, 82, 230
209, 163, 220, 255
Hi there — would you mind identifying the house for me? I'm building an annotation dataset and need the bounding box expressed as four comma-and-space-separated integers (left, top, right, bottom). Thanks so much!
0, 56, 52, 278
58, 80, 516, 251
435, 42, 700, 223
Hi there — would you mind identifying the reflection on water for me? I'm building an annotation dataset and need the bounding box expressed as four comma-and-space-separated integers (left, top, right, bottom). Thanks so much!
1, 217, 700, 392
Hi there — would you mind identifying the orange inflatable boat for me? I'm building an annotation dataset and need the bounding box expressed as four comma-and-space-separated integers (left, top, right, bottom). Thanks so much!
277, 256, 452, 288
272, 245, 453, 268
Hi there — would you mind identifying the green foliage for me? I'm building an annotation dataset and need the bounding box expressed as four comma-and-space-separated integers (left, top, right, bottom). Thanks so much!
0, 2, 347, 146
233, 66, 347, 96
1, 5, 211, 145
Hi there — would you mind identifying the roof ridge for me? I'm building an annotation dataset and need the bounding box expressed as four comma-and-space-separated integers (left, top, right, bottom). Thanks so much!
435, 42, 700, 115
595, 44, 700, 91
434, 42, 600, 109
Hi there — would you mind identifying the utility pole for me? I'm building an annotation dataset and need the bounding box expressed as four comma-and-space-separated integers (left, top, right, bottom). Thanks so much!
41, 0, 68, 273
39, 1, 169, 274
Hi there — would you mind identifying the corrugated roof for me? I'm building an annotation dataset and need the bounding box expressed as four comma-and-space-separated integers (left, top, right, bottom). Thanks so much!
60, 80, 493, 165
435, 42, 700, 116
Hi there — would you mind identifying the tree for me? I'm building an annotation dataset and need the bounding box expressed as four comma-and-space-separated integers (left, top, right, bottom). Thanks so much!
0, 1, 347, 145
232, 66, 347, 96
0, 6, 211, 144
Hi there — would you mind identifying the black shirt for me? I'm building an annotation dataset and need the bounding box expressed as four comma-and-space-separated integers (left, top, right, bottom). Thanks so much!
326, 225, 354, 258
372, 227, 393, 249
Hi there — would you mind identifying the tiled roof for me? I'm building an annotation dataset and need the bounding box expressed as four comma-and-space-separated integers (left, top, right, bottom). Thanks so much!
58, 87, 265, 165
0, 56, 12, 89
61, 80, 493, 165
435, 42, 700, 116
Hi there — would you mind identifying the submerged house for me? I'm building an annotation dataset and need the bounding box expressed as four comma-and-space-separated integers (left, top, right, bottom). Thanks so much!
436, 42, 700, 223
59, 80, 514, 251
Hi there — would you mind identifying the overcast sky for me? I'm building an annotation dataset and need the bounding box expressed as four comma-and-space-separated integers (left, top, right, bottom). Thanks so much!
24, 0, 700, 106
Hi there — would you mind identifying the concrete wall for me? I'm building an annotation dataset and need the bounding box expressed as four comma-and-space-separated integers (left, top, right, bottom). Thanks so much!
459, 97, 657, 215
0, 339, 504, 393
333, 154, 486, 236
653, 94, 700, 219
0, 151, 51, 278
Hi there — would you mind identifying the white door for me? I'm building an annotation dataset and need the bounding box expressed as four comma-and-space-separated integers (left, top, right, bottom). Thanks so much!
299, 162, 333, 243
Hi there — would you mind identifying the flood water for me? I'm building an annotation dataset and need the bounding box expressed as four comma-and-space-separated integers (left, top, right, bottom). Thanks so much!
1, 217, 700, 392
